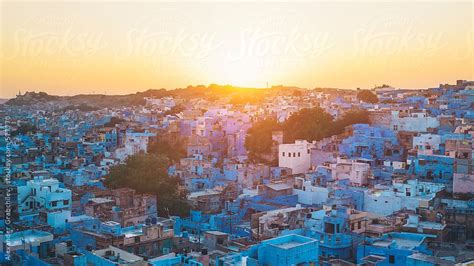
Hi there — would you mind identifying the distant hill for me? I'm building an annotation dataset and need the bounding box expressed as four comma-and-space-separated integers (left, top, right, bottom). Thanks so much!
6, 91, 147, 109
5, 84, 312, 109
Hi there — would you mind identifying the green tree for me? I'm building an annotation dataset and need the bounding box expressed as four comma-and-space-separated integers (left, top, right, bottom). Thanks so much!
283, 107, 334, 143
12, 123, 37, 136
357, 90, 379, 103
333, 109, 370, 134
148, 138, 186, 163
244, 118, 280, 163
103, 116, 125, 127
104, 153, 190, 217
245, 108, 371, 162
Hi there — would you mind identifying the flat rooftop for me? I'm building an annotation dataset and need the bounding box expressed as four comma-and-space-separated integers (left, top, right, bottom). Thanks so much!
264, 234, 317, 250
6, 230, 54, 247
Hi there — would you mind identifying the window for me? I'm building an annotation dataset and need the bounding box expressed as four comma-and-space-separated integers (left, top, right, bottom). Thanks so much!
52, 201, 57, 207
298, 152, 301, 157
63, 200, 69, 205
282, 152, 285, 157
289, 153, 291, 157
389, 255, 395, 264
293, 152, 296, 157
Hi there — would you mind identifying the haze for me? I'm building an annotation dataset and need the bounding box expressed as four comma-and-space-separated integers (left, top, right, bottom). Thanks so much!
1, 1, 473, 98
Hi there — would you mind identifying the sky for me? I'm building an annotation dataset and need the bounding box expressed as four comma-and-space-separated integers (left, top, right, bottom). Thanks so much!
1, 1, 473, 98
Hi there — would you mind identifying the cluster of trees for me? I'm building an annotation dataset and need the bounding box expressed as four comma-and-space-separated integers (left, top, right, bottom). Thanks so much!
244, 118, 280, 163
148, 138, 186, 163
357, 90, 379, 103
103, 117, 125, 127
11, 123, 37, 136
163, 105, 185, 116
245, 107, 370, 162
105, 140, 189, 217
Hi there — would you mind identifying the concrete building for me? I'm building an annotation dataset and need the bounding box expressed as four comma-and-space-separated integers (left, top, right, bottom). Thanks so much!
390, 110, 439, 133
248, 234, 319, 266
85, 245, 147, 266
364, 180, 445, 216
279, 140, 313, 174
357, 232, 434, 266
17, 176, 72, 217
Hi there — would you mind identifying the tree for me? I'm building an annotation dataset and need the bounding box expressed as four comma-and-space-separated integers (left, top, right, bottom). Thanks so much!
104, 153, 189, 217
148, 138, 186, 163
103, 116, 125, 127
245, 108, 371, 162
282, 107, 334, 143
357, 90, 379, 103
163, 105, 185, 116
244, 118, 280, 163
12, 123, 37, 136
333, 109, 370, 134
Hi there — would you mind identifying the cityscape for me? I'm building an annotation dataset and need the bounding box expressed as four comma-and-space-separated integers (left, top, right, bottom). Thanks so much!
1, 2, 474, 266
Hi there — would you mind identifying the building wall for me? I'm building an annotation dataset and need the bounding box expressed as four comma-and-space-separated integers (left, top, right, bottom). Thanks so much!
453, 173, 474, 194
279, 140, 312, 174
257, 234, 319, 266
391, 111, 440, 132
294, 181, 329, 205
349, 162, 370, 186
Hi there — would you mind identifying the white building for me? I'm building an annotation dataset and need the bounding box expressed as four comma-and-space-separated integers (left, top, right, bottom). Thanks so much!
293, 176, 329, 205
279, 140, 312, 174
349, 162, 371, 187
412, 133, 441, 155
114, 132, 156, 161
364, 180, 445, 216
326, 158, 371, 185
390, 111, 439, 132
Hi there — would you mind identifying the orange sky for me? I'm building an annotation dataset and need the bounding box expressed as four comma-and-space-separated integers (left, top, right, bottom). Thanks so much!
1, 1, 473, 98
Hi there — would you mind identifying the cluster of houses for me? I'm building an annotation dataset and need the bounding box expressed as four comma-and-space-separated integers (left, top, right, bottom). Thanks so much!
1, 80, 474, 265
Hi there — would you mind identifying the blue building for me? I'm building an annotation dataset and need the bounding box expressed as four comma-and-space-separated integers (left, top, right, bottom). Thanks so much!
357, 232, 435, 266
246, 234, 319, 266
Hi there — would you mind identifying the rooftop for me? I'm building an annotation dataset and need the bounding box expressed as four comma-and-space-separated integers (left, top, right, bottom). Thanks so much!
264, 234, 318, 250
5, 229, 54, 247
